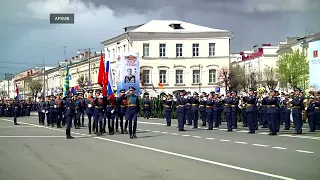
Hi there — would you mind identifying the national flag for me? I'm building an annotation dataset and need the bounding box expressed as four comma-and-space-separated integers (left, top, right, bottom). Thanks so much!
106, 59, 115, 101
70, 87, 77, 95
97, 50, 105, 87
158, 82, 164, 90
14, 84, 19, 94
74, 85, 79, 90
63, 64, 70, 97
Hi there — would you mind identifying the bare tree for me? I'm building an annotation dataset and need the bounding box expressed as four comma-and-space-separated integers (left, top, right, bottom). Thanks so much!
28, 79, 43, 100
77, 75, 88, 89
218, 67, 230, 91
263, 66, 278, 89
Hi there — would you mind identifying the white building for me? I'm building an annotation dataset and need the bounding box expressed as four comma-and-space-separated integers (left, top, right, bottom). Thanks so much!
0, 79, 15, 99
102, 20, 232, 95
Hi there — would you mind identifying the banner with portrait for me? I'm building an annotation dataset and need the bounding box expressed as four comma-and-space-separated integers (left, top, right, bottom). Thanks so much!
308, 40, 320, 91
116, 52, 140, 94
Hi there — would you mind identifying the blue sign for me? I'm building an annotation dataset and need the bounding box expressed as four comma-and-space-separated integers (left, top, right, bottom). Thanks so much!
215, 87, 220, 93
18, 94, 22, 100
308, 40, 320, 91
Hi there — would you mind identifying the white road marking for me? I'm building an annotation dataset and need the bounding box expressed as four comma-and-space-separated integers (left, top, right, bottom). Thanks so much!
152, 130, 160, 133
272, 147, 287, 150
237, 130, 248, 133
170, 133, 179, 135
252, 144, 269, 147
258, 132, 269, 135
205, 137, 215, 140
295, 150, 314, 154
0, 136, 84, 138
235, 141, 248, 144
94, 136, 296, 180
0, 126, 38, 128
182, 134, 191, 137
218, 129, 227, 131
193, 136, 201, 138
161, 132, 169, 134
137, 129, 142, 131
220, 139, 230, 142
144, 130, 150, 132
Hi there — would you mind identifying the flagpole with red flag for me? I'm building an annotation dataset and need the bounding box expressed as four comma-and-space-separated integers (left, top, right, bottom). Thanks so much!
97, 50, 107, 96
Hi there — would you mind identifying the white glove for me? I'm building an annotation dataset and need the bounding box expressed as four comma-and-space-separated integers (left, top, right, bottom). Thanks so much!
54, 105, 57, 108
99, 95, 103, 98
203, 97, 207, 101
45, 111, 48, 114
162, 97, 166, 100
88, 104, 92, 108
184, 95, 188, 99
125, 90, 130, 94
42, 110, 45, 113
173, 98, 177, 101
289, 98, 293, 101
305, 107, 307, 110
111, 109, 114, 114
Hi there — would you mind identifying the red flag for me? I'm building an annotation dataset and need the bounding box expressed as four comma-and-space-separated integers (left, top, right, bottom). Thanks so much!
97, 51, 105, 87
74, 85, 79, 90
15, 84, 19, 94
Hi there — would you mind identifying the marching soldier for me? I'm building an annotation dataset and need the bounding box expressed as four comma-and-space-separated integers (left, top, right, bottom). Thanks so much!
78, 93, 85, 127
48, 95, 56, 127
191, 92, 200, 129
105, 94, 116, 135
85, 89, 94, 134
243, 88, 257, 134
275, 90, 281, 132
116, 89, 128, 134
142, 94, 151, 119
306, 96, 316, 132
163, 94, 173, 126
261, 91, 268, 128
282, 94, 291, 130
199, 92, 207, 126
184, 92, 192, 125
65, 91, 75, 139
213, 93, 221, 128
0, 99, 4, 117
73, 92, 81, 129
45, 95, 50, 125
176, 90, 186, 131
55, 93, 63, 128
206, 92, 214, 130
38, 96, 46, 125
291, 88, 304, 134
26, 99, 31, 116
12, 97, 19, 125
266, 89, 279, 135
223, 91, 233, 131
231, 90, 239, 129
315, 91, 320, 130
119, 87, 140, 139
93, 89, 104, 136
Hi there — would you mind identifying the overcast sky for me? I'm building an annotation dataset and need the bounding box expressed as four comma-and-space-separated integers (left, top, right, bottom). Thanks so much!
0, 0, 319, 78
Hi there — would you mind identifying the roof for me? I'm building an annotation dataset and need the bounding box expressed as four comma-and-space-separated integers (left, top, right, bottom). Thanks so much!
277, 32, 320, 53
131, 20, 229, 33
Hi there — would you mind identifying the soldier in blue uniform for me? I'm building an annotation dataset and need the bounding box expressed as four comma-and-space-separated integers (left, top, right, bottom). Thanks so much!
121, 87, 140, 139
184, 92, 192, 125
306, 96, 316, 132
191, 92, 200, 128
86, 89, 94, 134
45, 95, 50, 125
142, 94, 151, 119
266, 89, 279, 135
243, 88, 257, 134
73, 92, 81, 129
199, 92, 207, 126
78, 93, 86, 127
0, 99, 4, 117
176, 90, 186, 131
290, 88, 304, 134
38, 96, 46, 125
55, 93, 63, 128
260, 91, 268, 128
64, 91, 75, 139
26, 99, 31, 116
315, 91, 320, 130
105, 94, 116, 135
93, 89, 104, 136
223, 91, 233, 131
282, 94, 291, 130
213, 93, 221, 128
12, 97, 20, 125
206, 92, 214, 130
116, 89, 128, 134
275, 90, 281, 132
48, 95, 56, 127
163, 94, 173, 126
231, 90, 239, 129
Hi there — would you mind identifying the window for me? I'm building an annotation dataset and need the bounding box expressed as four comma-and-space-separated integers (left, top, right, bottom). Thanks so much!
175, 70, 184, 84
107, 50, 110, 58
112, 49, 115, 61
209, 43, 215, 56
123, 45, 126, 52
159, 70, 167, 84
193, 70, 200, 84
143, 43, 149, 57
176, 44, 183, 57
209, 69, 217, 83
118, 47, 120, 54
159, 44, 166, 57
192, 44, 199, 57
142, 70, 150, 84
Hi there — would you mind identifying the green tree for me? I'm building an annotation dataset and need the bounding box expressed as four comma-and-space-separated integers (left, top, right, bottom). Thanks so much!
276, 49, 309, 90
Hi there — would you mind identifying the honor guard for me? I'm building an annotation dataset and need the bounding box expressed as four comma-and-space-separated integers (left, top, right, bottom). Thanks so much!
38, 96, 46, 125
176, 90, 186, 131
12, 97, 19, 125
290, 88, 304, 134
184, 92, 192, 125
48, 95, 56, 127
78, 93, 85, 127
231, 90, 239, 129
86, 89, 94, 134
306, 95, 316, 132
116, 89, 128, 134
93, 89, 104, 136
163, 94, 173, 126
243, 88, 257, 134
199, 92, 207, 126
64, 91, 75, 139
315, 91, 320, 130
142, 93, 151, 119
205, 92, 214, 130
123, 87, 139, 139
282, 94, 291, 130
105, 93, 116, 135
55, 93, 63, 128
190, 92, 200, 129
260, 91, 268, 128
223, 91, 233, 131
73, 92, 81, 129
45, 95, 50, 125
275, 90, 281, 132
26, 99, 31, 116
266, 89, 279, 135
0, 99, 4, 117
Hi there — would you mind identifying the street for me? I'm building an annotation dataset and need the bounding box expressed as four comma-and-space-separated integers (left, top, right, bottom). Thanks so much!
0, 115, 319, 180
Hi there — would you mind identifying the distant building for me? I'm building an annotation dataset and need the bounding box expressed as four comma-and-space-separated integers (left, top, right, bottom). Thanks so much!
101, 20, 232, 95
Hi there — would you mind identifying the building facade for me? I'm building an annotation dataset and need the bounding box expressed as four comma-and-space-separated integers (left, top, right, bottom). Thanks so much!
102, 20, 232, 95
0, 79, 14, 99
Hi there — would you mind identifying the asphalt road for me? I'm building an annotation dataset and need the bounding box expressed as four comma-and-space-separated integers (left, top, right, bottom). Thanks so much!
0, 115, 319, 180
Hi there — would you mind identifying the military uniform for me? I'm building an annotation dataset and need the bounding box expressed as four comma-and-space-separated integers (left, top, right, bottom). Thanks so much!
199, 92, 207, 126
55, 93, 63, 128
142, 95, 151, 119
243, 88, 257, 134
65, 92, 75, 139
105, 94, 116, 135
116, 89, 128, 134
282, 95, 291, 130
123, 87, 140, 139
93, 89, 104, 136
266, 89, 279, 135
206, 93, 215, 130
12, 97, 20, 125
163, 94, 173, 126
176, 90, 186, 131
231, 90, 239, 129
223, 91, 233, 131
0, 100, 4, 117
184, 92, 192, 125
315, 91, 320, 130
48, 95, 56, 127
78, 93, 85, 127
190, 92, 200, 128
73, 93, 81, 129
85, 89, 94, 134
38, 97, 46, 125
291, 88, 304, 134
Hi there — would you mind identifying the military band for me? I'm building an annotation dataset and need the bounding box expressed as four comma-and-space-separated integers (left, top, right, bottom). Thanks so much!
2, 87, 320, 140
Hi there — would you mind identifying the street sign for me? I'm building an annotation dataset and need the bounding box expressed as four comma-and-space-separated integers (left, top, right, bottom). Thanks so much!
215, 87, 220, 93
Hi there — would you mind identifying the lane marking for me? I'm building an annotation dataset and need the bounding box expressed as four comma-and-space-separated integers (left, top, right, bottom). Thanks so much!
144, 130, 150, 132
193, 136, 201, 138
238, 130, 248, 133
152, 131, 160, 133
161, 132, 169, 134
235, 141, 248, 144
0, 126, 38, 128
94, 136, 296, 180
252, 144, 269, 147
205, 137, 215, 140
258, 132, 269, 135
182, 135, 191, 137
220, 139, 231, 142
295, 150, 314, 154
170, 133, 179, 135
272, 147, 287, 150
0, 136, 84, 138
218, 128, 227, 131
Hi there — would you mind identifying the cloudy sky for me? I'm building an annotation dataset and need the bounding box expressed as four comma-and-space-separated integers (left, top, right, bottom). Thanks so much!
0, 0, 319, 78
